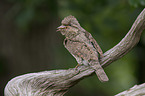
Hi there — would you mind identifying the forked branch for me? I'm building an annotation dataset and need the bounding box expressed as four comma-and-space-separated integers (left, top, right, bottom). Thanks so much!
4, 8, 145, 96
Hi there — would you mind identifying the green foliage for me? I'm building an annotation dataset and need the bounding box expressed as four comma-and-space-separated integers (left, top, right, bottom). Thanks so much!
129, 0, 145, 7
6, 0, 58, 32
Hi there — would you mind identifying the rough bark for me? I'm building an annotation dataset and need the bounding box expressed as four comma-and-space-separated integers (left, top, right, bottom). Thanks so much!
4, 8, 145, 96
115, 83, 145, 96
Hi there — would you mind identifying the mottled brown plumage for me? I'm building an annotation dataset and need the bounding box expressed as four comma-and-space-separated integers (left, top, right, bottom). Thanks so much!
57, 15, 109, 82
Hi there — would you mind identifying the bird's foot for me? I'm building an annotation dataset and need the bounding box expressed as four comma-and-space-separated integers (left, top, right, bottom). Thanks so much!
75, 64, 80, 70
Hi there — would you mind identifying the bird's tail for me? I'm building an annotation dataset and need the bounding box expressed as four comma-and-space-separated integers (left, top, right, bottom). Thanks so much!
91, 62, 109, 82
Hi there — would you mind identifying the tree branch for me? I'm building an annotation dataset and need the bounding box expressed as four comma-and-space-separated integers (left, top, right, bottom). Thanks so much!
101, 8, 145, 67
115, 83, 145, 96
4, 8, 145, 96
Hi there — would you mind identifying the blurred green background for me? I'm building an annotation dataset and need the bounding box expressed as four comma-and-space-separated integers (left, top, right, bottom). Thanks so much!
0, 0, 145, 96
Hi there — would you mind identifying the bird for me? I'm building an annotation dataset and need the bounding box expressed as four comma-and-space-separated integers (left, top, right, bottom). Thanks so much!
57, 15, 109, 82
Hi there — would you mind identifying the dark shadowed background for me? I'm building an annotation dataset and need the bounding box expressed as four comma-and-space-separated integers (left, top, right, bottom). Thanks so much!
0, 0, 145, 96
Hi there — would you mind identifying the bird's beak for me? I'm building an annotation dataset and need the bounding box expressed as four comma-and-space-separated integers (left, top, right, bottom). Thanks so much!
57, 25, 66, 29
57, 25, 66, 32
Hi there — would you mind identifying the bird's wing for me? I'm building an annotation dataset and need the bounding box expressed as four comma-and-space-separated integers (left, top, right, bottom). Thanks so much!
84, 31, 103, 58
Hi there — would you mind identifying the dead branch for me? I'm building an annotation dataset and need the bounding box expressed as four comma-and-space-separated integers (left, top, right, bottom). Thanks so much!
115, 83, 145, 96
4, 8, 145, 96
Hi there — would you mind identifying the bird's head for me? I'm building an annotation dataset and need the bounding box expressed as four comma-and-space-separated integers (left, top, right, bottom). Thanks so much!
57, 15, 83, 39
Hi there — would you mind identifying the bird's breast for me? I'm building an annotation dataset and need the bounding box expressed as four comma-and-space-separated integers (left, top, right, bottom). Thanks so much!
64, 39, 98, 61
